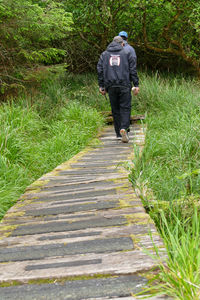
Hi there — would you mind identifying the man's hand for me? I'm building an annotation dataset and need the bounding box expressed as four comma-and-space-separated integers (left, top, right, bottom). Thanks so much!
132, 87, 139, 96
99, 87, 106, 95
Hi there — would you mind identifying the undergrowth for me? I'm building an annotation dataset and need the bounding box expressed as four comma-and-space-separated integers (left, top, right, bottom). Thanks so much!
129, 72, 200, 299
0, 72, 105, 219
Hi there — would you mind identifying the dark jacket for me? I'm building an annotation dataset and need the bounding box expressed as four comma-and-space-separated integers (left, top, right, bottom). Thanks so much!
97, 41, 139, 90
123, 40, 137, 60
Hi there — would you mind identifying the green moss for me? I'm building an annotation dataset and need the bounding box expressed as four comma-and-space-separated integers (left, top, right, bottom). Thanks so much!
125, 213, 153, 225
116, 186, 130, 192
0, 224, 18, 239
0, 224, 18, 231
130, 233, 141, 246
4, 211, 25, 218
21, 194, 38, 200
24, 188, 41, 194
118, 199, 132, 209
28, 180, 49, 188
45, 170, 59, 176
122, 194, 138, 200
0, 232, 12, 239
0, 274, 120, 288
14, 199, 33, 208
116, 168, 128, 174
27, 274, 118, 287
109, 177, 127, 184
0, 280, 23, 288
54, 146, 95, 172
31, 273, 118, 284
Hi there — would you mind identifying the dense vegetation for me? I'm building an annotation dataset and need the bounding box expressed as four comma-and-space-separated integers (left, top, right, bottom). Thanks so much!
65, 0, 200, 75
0, 0, 200, 97
1, 0, 200, 298
0, 73, 106, 219
0, 0, 73, 95
129, 74, 200, 299
131, 74, 200, 202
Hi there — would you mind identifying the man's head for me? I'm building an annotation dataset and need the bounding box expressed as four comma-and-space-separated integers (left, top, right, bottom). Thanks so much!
113, 36, 124, 45
119, 31, 128, 40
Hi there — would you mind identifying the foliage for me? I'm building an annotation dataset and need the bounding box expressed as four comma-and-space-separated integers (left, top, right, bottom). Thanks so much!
62, 0, 200, 75
146, 207, 200, 300
0, 0, 73, 93
129, 73, 200, 298
1, 0, 199, 97
136, 0, 200, 75
0, 74, 104, 219
130, 72, 200, 202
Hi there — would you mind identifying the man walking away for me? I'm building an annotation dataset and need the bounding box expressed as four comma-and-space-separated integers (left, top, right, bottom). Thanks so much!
97, 36, 139, 143
119, 31, 137, 60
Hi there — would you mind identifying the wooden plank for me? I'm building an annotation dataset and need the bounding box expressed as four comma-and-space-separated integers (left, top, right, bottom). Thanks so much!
102, 113, 145, 124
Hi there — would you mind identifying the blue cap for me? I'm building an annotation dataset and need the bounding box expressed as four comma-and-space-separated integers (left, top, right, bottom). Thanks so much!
119, 31, 128, 38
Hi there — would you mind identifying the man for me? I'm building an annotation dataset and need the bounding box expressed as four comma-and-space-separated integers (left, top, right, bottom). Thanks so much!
119, 31, 137, 60
97, 36, 139, 143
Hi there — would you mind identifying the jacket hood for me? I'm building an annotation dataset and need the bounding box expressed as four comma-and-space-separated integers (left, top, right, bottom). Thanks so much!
106, 41, 123, 52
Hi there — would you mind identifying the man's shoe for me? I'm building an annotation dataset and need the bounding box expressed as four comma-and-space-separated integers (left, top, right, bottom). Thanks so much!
120, 129, 129, 143
116, 134, 121, 140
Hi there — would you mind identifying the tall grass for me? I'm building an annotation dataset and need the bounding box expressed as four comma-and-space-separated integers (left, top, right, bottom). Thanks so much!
0, 73, 104, 219
129, 72, 200, 298
130, 72, 200, 202
151, 208, 200, 300
40, 72, 111, 113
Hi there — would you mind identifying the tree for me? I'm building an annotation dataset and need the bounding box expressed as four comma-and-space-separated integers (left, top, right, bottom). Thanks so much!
62, 0, 200, 75
138, 0, 200, 76
0, 0, 73, 94
61, 0, 133, 71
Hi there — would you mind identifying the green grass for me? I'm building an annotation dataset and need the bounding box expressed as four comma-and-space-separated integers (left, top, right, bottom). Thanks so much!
38, 72, 111, 114
130, 72, 200, 202
0, 74, 105, 219
146, 206, 200, 300
129, 72, 200, 299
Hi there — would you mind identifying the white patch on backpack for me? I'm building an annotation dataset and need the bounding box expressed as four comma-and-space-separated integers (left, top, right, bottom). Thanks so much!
109, 55, 120, 66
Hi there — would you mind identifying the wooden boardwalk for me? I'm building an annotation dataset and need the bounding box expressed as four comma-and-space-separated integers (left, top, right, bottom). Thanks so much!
0, 125, 170, 299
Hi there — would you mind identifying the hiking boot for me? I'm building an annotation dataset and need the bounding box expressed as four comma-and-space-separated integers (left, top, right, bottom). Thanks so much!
120, 129, 129, 143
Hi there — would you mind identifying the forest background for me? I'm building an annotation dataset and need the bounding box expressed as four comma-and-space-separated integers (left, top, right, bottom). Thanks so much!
0, 0, 200, 95
1, 1, 200, 298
